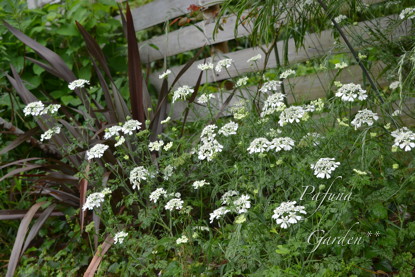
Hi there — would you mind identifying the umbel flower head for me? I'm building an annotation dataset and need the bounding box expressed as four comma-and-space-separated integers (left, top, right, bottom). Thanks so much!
172, 85, 194, 103
114, 231, 128, 244
272, 201, 306, 229
40, 126, 61, 142
351, 109, 379, 129
278, 106, 306, 126
129, 166, 149, 190
68, 79, 90, 90
311, 158, 340, 179
23, 101, 44, 116
218, 121, 238, 136
215, 58, 233, 73
86, 144, 109, 160
335, 83, 367, 102
82, 188, 112, 211
391, 127, 415, 151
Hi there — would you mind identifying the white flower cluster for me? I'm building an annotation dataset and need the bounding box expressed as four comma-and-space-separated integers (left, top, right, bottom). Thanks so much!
114, 231, 128, 244
279, 69, 295, 79
148, 140, 164, 151
198, 124, 223, 161
399, 7, 415, 20
40, 126, 61, 142
176, 235, 188, 244
197, 62, 214, 71
268, 137, 295, 152
332, 15, 348, 25
165, 197, 184, 211
158, 69, 171, 79
218, 121, 238, 136
210, 191, 251, 223
86, 144, 109, 160
68, 79, 90, 90
236, 76, 248, 87
272, 201, 306, 229
149, 188, 167, 203
247, 137, 295, 154
103, 120, 142, 146
192, 180, 209, 189
391, 127, 415, 151
278, 106, 306, 126
351, 109, 379, 129
215, 58, 233, 73
129, 166, 150, 190
82, 188, 112, 211
335, 62, 348, 69
389, 81, 400, 90
247, 54, 262, 63
122, 119, 142, 135
260, 92, 286, 117
259, 80, 282, 93
311, 158, 340, 179
335, 83, 367, 102
172, 85, 194, 103
197, 94, 215, 104
23, 101, 61, 117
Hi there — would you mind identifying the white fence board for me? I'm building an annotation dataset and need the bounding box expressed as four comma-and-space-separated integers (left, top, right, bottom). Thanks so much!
150, 15, 408, 92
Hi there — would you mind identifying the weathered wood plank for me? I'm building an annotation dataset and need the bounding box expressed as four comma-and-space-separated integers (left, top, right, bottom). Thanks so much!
168, 62, 387, 121
115, 0, 224, 32
150, 15, 409, 92
139, 10, 252, 63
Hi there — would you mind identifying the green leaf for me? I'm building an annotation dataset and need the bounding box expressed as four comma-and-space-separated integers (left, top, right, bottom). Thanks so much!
370, 202, 388, 219
61, 95, 82, 106
275, 245, 290, 255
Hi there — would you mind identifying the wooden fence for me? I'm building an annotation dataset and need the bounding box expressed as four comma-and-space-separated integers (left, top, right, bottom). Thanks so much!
120, 0, 412, 121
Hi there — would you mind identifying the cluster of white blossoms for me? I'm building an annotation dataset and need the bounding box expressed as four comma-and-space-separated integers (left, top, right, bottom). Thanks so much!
391, 127, 415, 151
268, 137, 295, 152
197, 94, 215, 104
209, 207, 230, 223
272, 201, 306, 229
23, 101, 61, 117
158, 69, 171, 79
176, 235, 188, 245
311, 158, 340, 179
198, 124, 223, 161
192, 180, 210, 189
399, 7, 415, 20
114, 231, 128, 244
218, 121, 238, 136
389, 81, 400, 90
259, 80, 282, 93
247, 54, 262, 63
335, 62, 348, 69
235, 76, 249, 87
82, 188, 112, 211
351, 109, 379, 129
122, 119, 142, 135
197, 62, 214, 71
129, 166, 150, 190
332, 15, 348, 25
40, 126, 61, 142
215, 58, 233, 73
165, 197, 184, 211
247, 137, 295, 154
279, 69, 295, 79
210, 190, 251, 223
103, 120, 142, 147
335, 83, 367, 102
148, 140, 164, 151
86, 143, 109, 160
278, 106, 306, 126
172, 85, 194, 103
260, 92, 286, 117
163, 142, 173, 151
149, 188, 167, 203
68, 79, 90, 90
